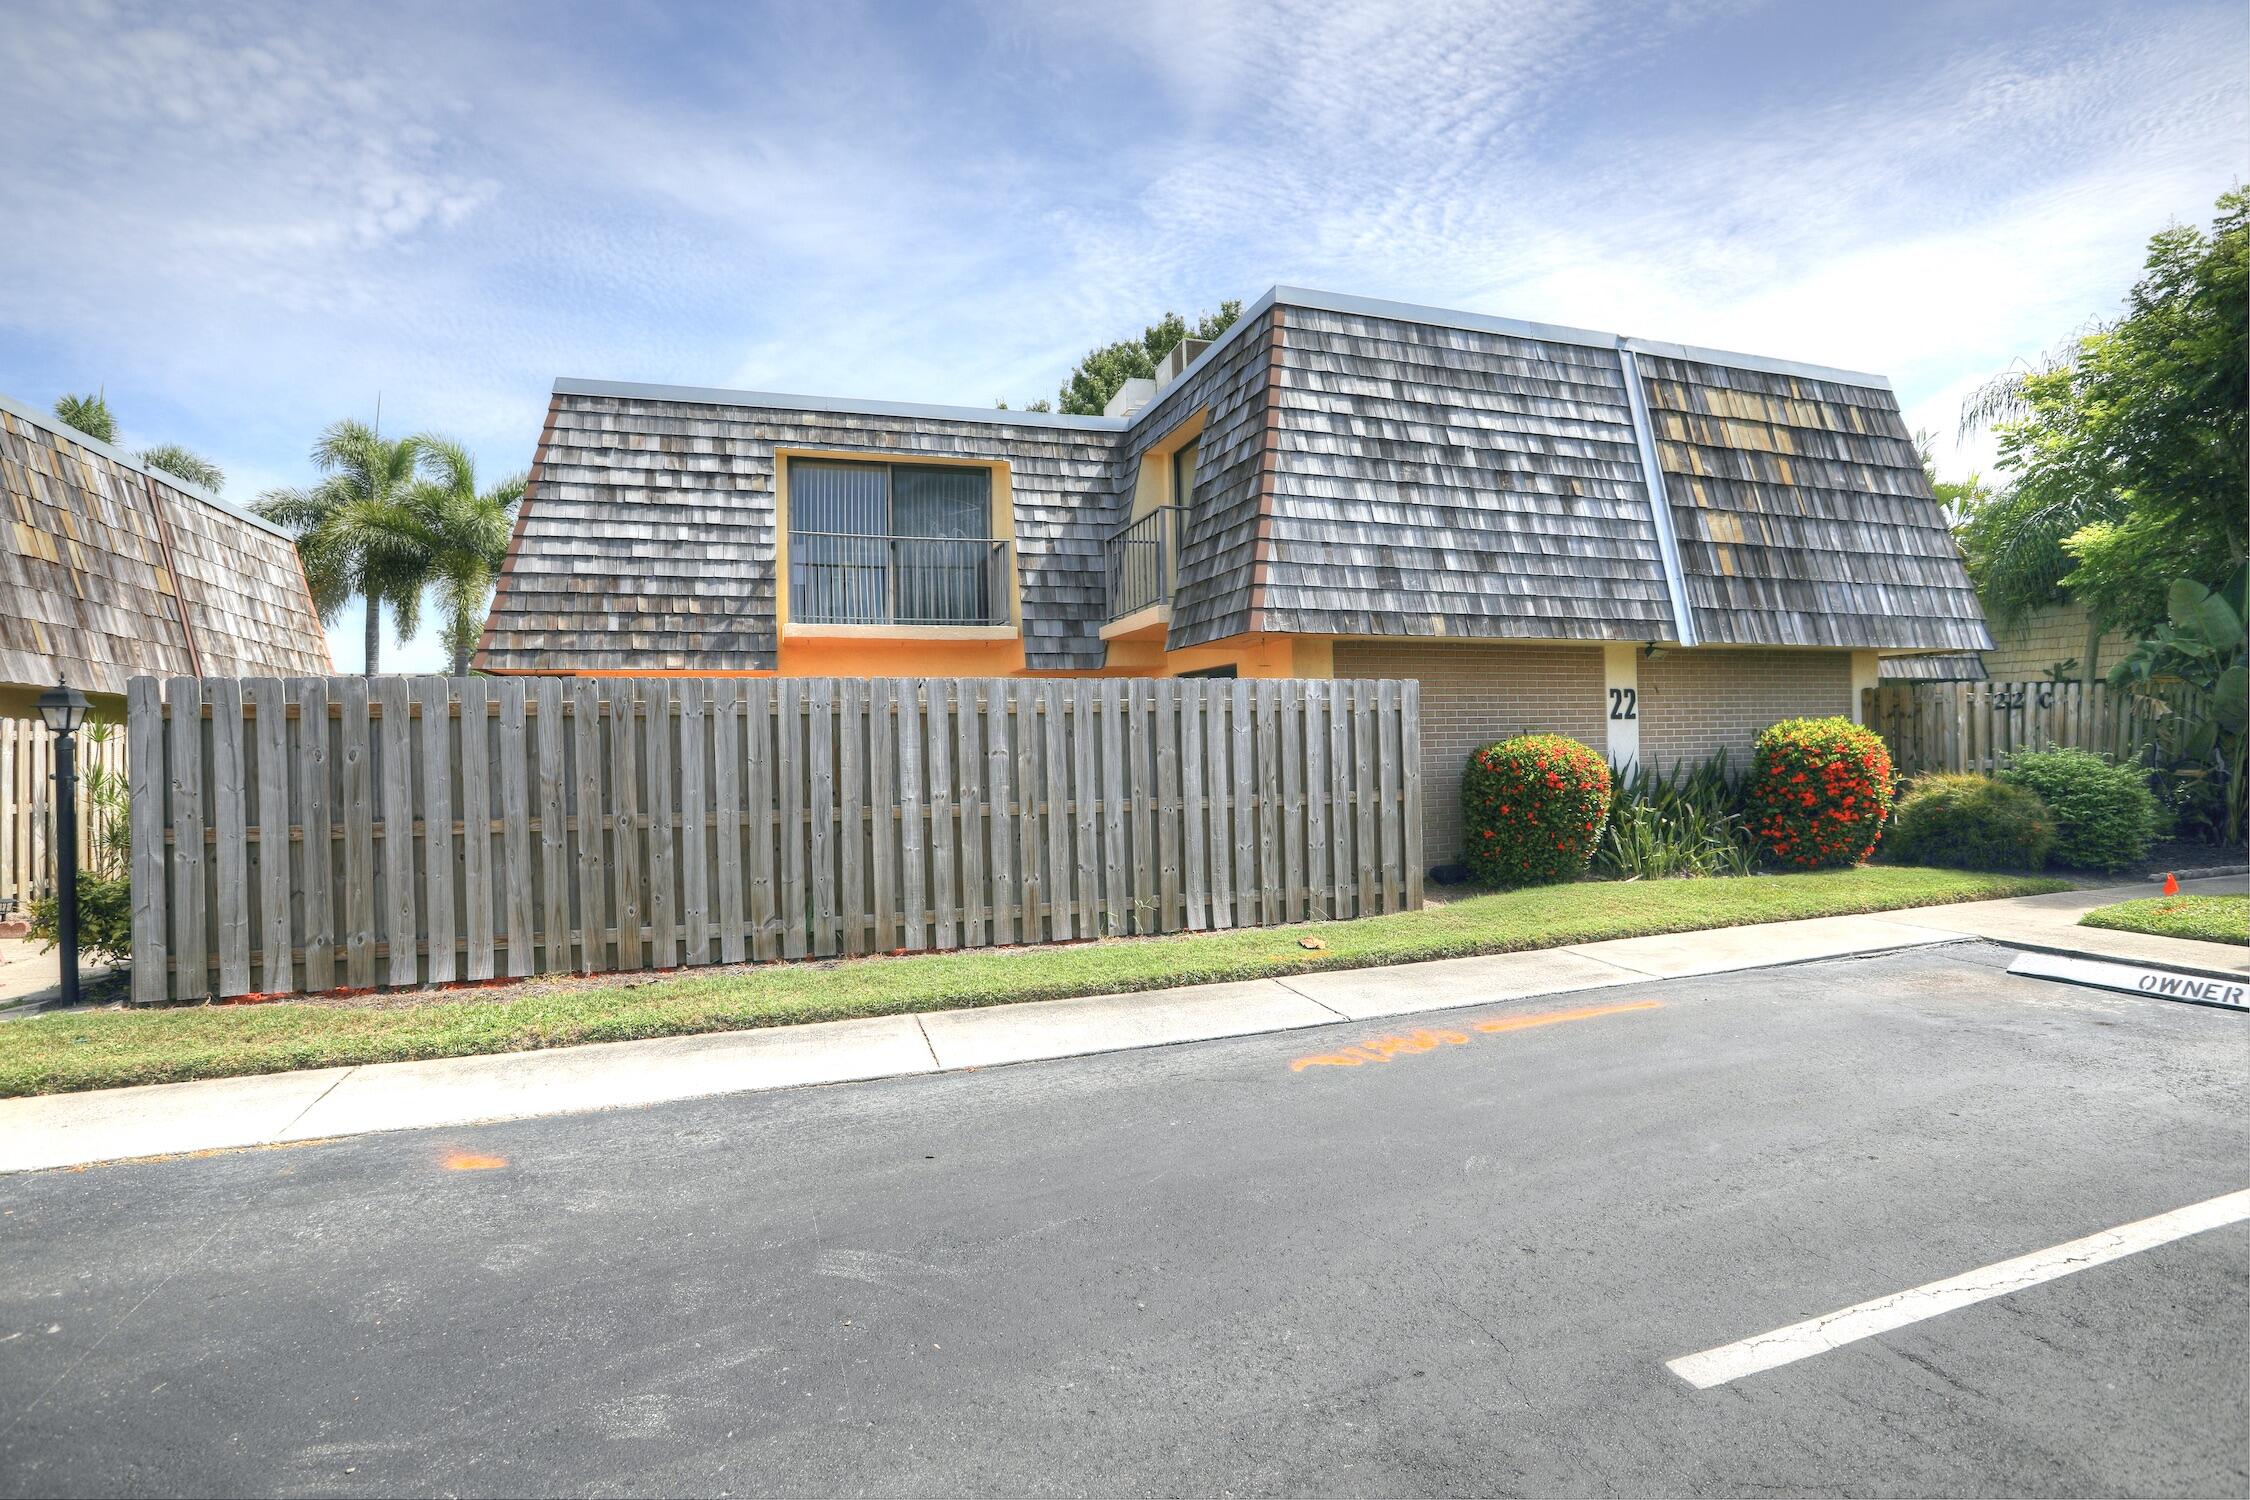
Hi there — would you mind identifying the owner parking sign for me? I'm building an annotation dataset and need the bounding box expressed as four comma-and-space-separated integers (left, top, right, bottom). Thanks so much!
2008, 951, 2249, 1011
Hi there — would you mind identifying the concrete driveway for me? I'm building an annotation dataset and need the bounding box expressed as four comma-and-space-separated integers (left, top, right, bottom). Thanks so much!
0, 940, 2241, 1497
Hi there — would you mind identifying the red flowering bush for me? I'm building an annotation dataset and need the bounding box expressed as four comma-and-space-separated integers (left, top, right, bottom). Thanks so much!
1462, 734, 1614, 886
1746, 716, 1895, 869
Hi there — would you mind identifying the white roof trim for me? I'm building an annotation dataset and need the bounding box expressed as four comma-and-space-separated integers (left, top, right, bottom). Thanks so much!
553, 284, 1893, 431
551, 377, 1129, 432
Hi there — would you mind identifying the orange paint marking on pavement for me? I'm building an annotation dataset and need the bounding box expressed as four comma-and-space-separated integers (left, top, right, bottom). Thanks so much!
440, 1151, 509, 1171
1290, 1028, 1471, 1071
1289, 1000, 1662, 1073
1472, 999, 1662, 1034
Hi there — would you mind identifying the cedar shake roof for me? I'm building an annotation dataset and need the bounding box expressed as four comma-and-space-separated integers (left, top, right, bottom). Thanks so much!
0, 392, 331, 695
480, 287, 1991, 671
1257, 307, 1674, 641
1640, 354, 1991, 651
492, 392, 1125, 673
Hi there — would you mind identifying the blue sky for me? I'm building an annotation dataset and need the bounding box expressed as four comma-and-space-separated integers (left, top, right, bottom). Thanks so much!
3, 0, 2242, 672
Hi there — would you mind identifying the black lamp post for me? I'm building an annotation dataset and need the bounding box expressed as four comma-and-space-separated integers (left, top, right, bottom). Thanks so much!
37, 680, 91, 1008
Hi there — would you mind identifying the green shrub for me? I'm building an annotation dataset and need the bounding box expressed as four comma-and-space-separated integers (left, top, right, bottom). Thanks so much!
1594, 752, 1756, 879
1885, 774, 2056, 871
28, 871, 134, 967
1746, 717, 1896, 868
1462, 734, 1613, 887
1998, 748, 2158, 872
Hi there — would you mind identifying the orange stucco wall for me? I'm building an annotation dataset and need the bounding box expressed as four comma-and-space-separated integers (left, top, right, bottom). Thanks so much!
510, 632, 1333, 680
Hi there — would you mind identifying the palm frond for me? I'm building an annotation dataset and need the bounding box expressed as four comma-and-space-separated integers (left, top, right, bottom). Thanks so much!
1955, 334, 2094, 441
410, 432, 477, 495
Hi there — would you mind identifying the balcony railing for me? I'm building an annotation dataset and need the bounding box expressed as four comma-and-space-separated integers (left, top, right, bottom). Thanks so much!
790, 533, 1012, 627
1105, 506, 1181, 621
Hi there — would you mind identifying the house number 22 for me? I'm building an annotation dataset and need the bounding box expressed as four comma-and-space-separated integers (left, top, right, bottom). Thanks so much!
1608, 687, 1638, 721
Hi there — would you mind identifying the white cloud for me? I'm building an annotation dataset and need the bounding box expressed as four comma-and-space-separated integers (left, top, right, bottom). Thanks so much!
2, 0, 2242, 674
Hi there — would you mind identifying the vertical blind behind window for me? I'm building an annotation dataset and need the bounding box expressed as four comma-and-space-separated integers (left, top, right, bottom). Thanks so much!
789, 460, 996, 625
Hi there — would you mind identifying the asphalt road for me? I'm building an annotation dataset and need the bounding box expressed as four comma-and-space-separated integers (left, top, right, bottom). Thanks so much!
1, 940, 2243, 1498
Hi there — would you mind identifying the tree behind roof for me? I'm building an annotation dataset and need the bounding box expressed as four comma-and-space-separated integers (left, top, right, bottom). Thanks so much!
1055, 302, 1243, 416
1956, 189, 2246, 635
53, 392, 116, 444
139, 444, 226, 492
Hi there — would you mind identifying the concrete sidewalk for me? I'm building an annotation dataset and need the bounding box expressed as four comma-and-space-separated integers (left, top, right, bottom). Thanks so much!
0, 879, 2238, 1175
1887, 875, 2246, 974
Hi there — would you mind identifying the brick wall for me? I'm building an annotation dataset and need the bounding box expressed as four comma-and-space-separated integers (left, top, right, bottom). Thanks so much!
1982, 601, 2133, 681
1331, 641, 1608, 863
1331, 640, 1861, 863
1637, 649, 1853, 772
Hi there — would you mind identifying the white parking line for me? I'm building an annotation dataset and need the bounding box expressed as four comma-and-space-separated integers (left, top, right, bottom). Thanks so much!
1667, 1187, 2250, 1389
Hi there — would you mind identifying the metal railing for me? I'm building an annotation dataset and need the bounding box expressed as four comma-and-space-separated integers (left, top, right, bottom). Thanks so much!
1105, 506, 1181, 621
789, 532, 1011, 626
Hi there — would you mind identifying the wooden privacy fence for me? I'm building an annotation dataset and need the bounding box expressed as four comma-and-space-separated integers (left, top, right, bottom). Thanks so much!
128, 675, 1423, 1004
1863, 680, 2194, 778
3, 716, 129, 915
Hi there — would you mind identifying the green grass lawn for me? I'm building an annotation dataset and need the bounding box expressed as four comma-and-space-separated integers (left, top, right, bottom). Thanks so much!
2079, 893, 2249, 946
0, 866, 2063, 1098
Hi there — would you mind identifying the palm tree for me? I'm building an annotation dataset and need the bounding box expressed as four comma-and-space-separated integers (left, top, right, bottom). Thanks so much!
139, 443, 226, 493
54, 391, 117, 443
404, 436, 525, 675
254, 420, 424, 675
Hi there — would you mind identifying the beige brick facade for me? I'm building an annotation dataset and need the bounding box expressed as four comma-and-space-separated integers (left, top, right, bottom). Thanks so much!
1332, 641, 1608, 863
1333, 640, 1856, 863
1637, 648, 1854, 772
1982, 601, 2133, 682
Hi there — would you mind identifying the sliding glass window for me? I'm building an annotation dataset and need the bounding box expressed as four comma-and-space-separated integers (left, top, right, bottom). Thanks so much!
788, 460, 1004, 626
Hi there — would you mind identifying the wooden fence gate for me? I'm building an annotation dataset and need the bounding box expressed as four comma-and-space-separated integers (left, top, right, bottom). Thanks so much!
1863, 680, 2192, 778
3, 716, 129, 917
128, 675, 1423, 1004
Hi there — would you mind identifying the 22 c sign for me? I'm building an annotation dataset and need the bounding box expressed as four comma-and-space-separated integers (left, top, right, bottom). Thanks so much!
1608, 687, 1638, 721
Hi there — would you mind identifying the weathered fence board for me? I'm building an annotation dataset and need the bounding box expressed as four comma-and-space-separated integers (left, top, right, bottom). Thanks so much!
416, 676, 456, 986
295, 677, 334, 993
537, 678, 573, 974
571, 678, 607, 973
128, 675, 1422, 1002
127, 680, 167, 1004
1866, 681, 2189, 778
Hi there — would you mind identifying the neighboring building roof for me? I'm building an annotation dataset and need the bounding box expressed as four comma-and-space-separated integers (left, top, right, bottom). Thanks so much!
480, 286, 1991, 672
1878, 651, 1990, 683
0, 392, 331, 695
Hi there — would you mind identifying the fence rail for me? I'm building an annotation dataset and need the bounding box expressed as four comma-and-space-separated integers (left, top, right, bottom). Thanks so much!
1863, 679, 2194, 778
128, 674, 1422, 1004
3, 717, 128, 917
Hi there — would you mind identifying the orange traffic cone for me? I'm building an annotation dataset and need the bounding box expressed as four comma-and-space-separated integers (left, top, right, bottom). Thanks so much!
2163, 872, 2180, 896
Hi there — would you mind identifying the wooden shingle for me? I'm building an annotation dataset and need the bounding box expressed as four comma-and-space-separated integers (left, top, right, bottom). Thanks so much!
0, 394, 328, 693
1638, 355, 1991, 650
480, 288, 1990, 667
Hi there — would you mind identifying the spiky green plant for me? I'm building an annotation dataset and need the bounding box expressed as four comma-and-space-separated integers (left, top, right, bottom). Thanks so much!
138, 443, 225, 493
53, 391, 116, 444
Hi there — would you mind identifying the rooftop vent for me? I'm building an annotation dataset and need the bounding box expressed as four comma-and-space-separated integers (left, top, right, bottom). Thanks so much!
1155, 338, 1211, 394
1103, 377, 1157, 420
1103, 337, 1217, 420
